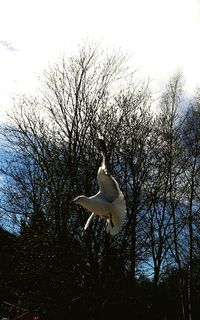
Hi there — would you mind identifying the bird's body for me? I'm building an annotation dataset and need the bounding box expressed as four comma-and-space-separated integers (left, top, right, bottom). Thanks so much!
72, 141, 126, 235
75, 194, 112, 217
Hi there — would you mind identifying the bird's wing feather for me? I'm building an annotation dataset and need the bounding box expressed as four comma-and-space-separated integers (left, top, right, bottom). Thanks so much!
97, 154, 121, 202
84, 212, 95, 230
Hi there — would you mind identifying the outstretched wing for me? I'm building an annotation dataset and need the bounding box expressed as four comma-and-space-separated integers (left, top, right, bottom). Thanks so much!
84, 212, 95, 230
97, 152, 122, 202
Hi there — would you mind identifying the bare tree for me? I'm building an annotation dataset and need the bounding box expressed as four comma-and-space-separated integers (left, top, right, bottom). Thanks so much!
3, 43, 200, 319
182, 91, 200, 320
144, 72, 188, 317
1, 43, 145, 317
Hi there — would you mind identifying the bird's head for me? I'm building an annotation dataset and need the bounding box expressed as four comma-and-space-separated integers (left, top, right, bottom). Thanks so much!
71, 195, 86, 206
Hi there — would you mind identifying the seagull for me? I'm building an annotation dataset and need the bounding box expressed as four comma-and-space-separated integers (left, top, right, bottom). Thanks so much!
72, 140, 126, 235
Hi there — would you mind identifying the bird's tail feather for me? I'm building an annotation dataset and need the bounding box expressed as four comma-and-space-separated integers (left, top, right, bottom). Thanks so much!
106, 196, 126, 235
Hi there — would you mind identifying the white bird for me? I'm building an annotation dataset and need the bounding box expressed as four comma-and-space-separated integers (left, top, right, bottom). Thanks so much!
72, 145, 126, 235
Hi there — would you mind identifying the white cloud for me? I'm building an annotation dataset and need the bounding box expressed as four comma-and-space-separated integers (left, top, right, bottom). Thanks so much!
0, 40, 17, 52
0, 0, 200, 120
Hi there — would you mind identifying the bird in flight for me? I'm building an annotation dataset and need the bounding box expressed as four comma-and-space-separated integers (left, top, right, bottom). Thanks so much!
72, 139, 126, 235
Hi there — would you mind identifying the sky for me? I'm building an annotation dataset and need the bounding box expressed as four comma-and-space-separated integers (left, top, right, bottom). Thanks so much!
0, 0, 200, 121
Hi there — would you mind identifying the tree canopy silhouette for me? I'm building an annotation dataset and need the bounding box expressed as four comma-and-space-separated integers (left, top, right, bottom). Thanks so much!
1, 44, 200, 320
